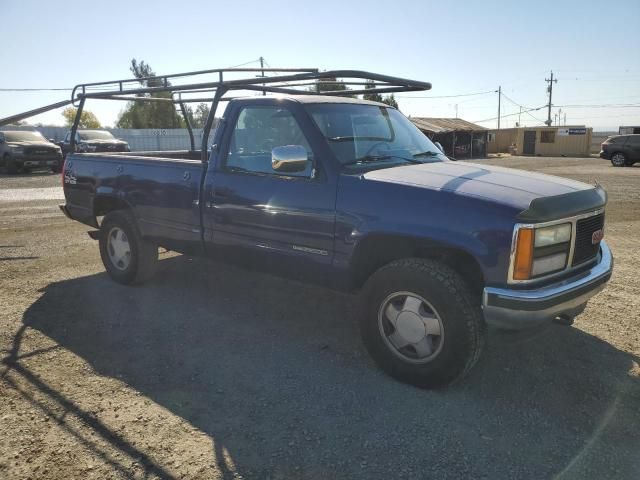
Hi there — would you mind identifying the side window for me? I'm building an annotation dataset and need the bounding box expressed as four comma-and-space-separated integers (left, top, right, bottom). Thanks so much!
541, 131, 555, 143
64, 132, 70, 142
224, 106, 313, 178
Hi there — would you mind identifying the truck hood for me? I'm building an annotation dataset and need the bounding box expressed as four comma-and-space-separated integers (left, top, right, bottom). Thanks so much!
9, 140, 58, 148
362, 161, 604, 220
80, 139, 128, 145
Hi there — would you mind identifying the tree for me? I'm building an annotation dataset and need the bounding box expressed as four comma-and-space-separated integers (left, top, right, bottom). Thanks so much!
382, 94, 398, 109
62, 107, 102, 128
362, 80, 383, 103
116, 59, 184, 129
309, 76, 354, 97
186, 103, 211, 128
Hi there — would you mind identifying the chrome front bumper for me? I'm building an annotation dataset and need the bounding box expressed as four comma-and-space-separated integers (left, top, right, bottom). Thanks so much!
482, 240, 613, 330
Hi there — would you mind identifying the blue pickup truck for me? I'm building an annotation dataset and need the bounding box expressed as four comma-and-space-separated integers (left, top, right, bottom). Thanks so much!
60, 93, 613, 388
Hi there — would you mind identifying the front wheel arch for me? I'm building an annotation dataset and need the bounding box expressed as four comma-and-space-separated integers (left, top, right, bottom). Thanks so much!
349, 233, 486, 296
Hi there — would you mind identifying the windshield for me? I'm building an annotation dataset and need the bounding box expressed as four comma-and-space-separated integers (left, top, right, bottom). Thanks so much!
305, 104, 446, 168
79, 130, 115, 140
4, 131, 47, 142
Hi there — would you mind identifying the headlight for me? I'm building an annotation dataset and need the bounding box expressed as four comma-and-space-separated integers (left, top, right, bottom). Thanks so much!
512, 223, 572, 281
78, 143, 96, 152
531, 252, 568, 276
534, 224, 571, 247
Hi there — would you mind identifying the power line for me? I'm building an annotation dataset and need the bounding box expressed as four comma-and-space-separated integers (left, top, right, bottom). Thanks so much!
472, 105, 547, 124
396, 89, 497, 99
554, 103, 640, 108
225, 58, 262, 69
0, 87, 72, 91
500, 92, 546, 124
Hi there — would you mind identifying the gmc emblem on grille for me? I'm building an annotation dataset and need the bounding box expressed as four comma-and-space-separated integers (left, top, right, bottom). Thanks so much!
592, 229, 604, 244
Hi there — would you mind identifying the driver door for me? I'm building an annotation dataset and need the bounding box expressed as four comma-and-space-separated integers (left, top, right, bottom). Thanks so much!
204, 104, 337, 275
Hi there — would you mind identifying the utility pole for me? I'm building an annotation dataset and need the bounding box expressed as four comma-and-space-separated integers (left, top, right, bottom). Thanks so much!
545, 71, 557, 126
259, 56, 266, 96
455, 104, 458, 118
497, 86, 501, 130
564, 112, 567, 126
517, 106, 522, 127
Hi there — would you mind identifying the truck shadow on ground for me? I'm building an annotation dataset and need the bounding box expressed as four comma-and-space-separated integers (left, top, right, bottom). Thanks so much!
6, 254, 640, 479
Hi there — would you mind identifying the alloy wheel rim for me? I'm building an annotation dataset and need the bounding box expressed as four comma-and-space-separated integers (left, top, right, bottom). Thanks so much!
612, 154, 625, 166
378, 291, 445, 364
107, 227, 131, 271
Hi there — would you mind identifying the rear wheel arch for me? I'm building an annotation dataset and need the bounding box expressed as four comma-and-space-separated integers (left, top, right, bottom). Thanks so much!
93, 195, 134, 224
350, 233, 486, 296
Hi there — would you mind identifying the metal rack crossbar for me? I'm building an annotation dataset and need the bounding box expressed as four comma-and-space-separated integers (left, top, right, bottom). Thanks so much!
0, 67, 432, 160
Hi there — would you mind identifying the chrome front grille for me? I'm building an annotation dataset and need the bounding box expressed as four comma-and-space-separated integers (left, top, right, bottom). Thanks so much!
572, 213, 604, 266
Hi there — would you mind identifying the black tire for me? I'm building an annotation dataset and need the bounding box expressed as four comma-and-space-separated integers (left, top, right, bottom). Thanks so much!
51, 163, 61, 173
99, 210, 158, 285
610, 152, 627, 167
360, 258, 486, 388
4, 154, 18, 174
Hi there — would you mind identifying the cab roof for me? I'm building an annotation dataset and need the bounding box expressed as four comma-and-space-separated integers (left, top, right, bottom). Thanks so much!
231, 94, 390, 108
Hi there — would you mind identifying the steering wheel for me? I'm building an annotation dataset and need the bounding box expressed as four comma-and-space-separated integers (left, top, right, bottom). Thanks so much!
363, 141, 392, 157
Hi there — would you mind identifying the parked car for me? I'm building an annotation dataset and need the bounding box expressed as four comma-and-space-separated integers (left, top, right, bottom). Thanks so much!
0, 130, 63, 174
59, 129, 130, 157
60, 95, 613, 388
600, 134, 640, 167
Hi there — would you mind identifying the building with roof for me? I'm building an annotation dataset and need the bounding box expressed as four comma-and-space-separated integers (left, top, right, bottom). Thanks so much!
487, 126, 592, 157
410, 118, 488, 159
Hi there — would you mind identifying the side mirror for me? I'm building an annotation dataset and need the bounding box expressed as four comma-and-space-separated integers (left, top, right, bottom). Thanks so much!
434, 141, 445, 154
48, 138, 56, 143
272, 145, 309, 173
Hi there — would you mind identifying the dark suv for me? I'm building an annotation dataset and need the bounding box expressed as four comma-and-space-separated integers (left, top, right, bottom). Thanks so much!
0, 130, 63, 174
600, 134, 640, 167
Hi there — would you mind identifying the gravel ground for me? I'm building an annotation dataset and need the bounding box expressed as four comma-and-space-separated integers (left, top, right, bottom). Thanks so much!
0, 157, 638, 480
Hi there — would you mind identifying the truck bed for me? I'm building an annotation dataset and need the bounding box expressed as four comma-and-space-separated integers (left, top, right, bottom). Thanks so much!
63, 152, 204, 250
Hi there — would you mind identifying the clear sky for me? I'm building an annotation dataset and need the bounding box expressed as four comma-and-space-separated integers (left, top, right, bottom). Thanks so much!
2, 0, 639, 131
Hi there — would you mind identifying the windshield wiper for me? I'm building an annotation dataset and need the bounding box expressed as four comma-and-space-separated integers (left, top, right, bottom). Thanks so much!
342, 154, 422, 167
413, 150, 441, 158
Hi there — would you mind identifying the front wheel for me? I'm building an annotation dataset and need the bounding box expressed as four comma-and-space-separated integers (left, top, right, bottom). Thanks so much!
4, 154, 18, 174
360, 258, 485, 388
99, 210, 158, 285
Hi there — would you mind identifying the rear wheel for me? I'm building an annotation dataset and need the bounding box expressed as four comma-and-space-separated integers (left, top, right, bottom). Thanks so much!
99, 210, 158, 285
611, 152, 627, 167
360, 258, 486, 388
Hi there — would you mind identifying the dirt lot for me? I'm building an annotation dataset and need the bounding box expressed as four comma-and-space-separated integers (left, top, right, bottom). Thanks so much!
1, 156, 638, 479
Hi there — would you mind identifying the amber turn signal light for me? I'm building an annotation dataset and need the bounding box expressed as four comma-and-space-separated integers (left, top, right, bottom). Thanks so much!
513, 228, 534, 280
